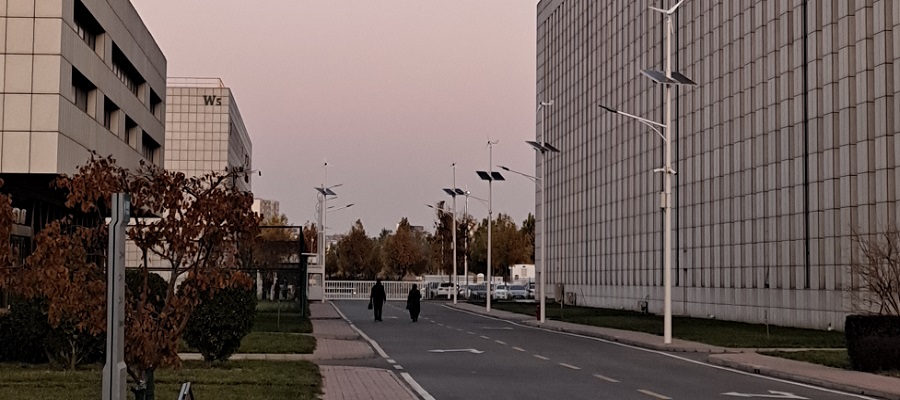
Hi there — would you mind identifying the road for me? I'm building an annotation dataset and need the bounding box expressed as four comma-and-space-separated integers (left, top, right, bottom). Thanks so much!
333, 300, 877, 400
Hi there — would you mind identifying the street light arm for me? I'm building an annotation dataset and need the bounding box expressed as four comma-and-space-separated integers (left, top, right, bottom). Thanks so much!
497, 165, 541, 186
598, 104, 667, 142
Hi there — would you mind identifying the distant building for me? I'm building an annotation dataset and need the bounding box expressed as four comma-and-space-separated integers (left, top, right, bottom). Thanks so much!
164, 77, 252, 192
0, 0, 166, 308
253, 199, 281, 221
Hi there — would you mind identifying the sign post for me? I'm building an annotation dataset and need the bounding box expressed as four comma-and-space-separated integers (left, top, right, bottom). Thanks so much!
102, 193, 130, 400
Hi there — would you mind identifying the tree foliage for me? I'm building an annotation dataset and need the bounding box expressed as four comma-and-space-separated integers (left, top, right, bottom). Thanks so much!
335, 220, 377, 279
382, 218, 428, 280
0, 178, 18, 287
6, 155, 259, 391
850, 227, 900, 316
470, 213, 530, 280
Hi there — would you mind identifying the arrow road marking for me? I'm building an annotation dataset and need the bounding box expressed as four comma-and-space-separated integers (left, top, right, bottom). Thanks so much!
722, 391, 809, 399
428, 349, 484, 354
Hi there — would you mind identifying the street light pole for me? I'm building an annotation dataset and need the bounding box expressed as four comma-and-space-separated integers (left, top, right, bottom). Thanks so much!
476, 141, 504, 312
535, 99, 558, 323
452, 164, 458, 304
598, 0, 695, 344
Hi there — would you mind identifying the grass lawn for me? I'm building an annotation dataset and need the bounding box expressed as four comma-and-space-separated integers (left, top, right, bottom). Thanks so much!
489, 301, 846, 349
760, 350, 900, 378
239, 332, 316, 354
0, 360, 321, 400
254, 301, 312, 333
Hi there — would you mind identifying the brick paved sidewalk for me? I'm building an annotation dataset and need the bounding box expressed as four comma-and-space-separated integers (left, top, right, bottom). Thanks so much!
320, 366, 419, 400
313, 319, 360, 340
310, 302, 343, 319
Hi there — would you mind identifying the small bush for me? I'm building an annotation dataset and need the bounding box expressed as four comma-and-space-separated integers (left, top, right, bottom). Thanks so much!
126, 269, 167, 313
0, 298, 50, 363
183, 286, 257, 362
845, 314, 900, 372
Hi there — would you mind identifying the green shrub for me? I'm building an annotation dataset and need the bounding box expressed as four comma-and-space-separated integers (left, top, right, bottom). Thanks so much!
43, 322, 105, 369
0, 298, 50, 363
126, 269, 168, 313
183, 286, 257, 362
845, 314, 900, 372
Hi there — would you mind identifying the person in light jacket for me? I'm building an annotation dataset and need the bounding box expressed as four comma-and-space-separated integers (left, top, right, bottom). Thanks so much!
406, 284, 421, 322
370, 279, 387, 322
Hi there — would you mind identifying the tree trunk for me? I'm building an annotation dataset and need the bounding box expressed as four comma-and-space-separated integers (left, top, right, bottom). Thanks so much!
132, 368, 156, 400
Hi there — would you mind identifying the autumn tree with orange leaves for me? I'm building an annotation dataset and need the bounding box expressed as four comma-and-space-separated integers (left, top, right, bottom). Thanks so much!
9, 156, 259, 399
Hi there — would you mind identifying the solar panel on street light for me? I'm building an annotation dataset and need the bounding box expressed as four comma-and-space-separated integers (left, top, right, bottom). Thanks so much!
476, 171, 492, 181
490, 172, 505, 181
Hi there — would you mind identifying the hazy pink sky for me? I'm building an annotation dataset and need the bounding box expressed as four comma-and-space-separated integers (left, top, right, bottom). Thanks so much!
131, 0, 540, 234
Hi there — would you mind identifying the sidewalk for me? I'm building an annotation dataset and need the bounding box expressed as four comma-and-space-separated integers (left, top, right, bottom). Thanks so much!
451, 302, 900, 400
310, 302, 420, 400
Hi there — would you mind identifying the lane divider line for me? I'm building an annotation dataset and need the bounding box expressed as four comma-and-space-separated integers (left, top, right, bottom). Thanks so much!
559, 363, 581, 370
534, 355, 550, 361
387, 359, 396, 364
393, 365, 404, 370
480, 335, 491, 340
637, 389, 671, 399
594, 374, 620, 383
495, 340, 507, 345
512, 347, 526, 352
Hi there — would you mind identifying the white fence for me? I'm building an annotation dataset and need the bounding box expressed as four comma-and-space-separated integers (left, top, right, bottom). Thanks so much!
325, 281, 421, 301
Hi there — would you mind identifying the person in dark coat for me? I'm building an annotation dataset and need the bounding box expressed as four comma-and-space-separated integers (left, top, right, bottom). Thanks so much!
370, 279, 387, 321
406, 284, 421, 322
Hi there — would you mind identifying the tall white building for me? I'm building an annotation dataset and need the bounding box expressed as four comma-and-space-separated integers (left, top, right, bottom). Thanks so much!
0, 0, 165, 306
536, 0, 899, 330
253, 198, 280, 221
164, 77, 252, 192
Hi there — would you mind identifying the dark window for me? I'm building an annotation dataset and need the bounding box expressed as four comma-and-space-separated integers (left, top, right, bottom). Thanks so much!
125, 116, 137, 147
72, 68, 94, 113
112, 44, 145, 96
74, 0, 103, 50
150, 90, 163, 119
141, 132, 160, 164
103, 97, 119, 132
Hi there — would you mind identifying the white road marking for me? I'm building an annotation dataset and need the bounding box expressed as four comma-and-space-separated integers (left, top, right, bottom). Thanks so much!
467, 331, 476, 335
638, 389, 671, 399
401, 372, 436, 400
387, 359, 396, 364
480, 335, 491, 340
428, 349, 484, 354
495, 340, 507, 345
594, 374, 619, 383
534, 355, 550, 360
512, 347, 526, 352
393, 365, 404, 370
722, 391, 808, 399
559, 362, 580, 370
444, 305, 880, 400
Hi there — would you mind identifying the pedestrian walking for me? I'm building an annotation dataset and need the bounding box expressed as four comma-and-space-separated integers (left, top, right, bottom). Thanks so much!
406, 284, 421, 322
370, 279, 386, 322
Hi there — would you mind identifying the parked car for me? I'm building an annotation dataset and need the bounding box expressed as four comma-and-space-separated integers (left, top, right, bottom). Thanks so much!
508, 285, 528, 299
493, 284, 510, 300
430, 282, 453, 298
527, 282, 535, 298
467, 284, 487, 299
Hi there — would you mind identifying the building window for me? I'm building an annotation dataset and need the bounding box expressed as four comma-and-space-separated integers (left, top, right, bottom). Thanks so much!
112, 44, 144, 97
72, 69, 94, 113
74, 0, 103, 51
104, 98, 119, 133
125, 117, 138, 148
150, 90, 163, 119
142, 132, 160, 165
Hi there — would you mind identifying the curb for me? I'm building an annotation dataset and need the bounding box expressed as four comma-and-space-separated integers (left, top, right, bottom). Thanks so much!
708, 355, 900, 400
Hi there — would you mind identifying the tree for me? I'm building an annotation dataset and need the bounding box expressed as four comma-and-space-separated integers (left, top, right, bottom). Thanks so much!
430, 201, 454, 276
470, 213, 529, 281
849, 227, 900, 316
382, 218, 428, 280
336, 220, 377, 280
256, 214, 297, 300
23, 155, 260, 399
521, 213, 536, 263
0, 179, 18, 292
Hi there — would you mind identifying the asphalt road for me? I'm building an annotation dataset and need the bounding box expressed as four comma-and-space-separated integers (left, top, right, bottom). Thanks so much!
333, 300, 878, 400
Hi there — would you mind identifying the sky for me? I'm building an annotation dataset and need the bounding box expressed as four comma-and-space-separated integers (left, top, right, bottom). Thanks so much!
130, 0, 541, 235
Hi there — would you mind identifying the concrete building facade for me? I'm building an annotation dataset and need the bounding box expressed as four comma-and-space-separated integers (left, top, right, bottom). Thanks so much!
253, 198, 280, 221
164, 77, 252, 192
536, 0, 898, 329
0, 0, 165, 308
